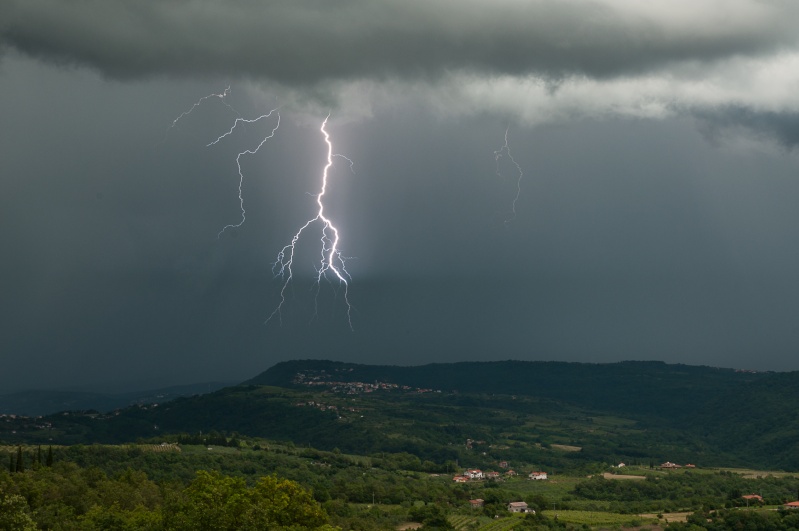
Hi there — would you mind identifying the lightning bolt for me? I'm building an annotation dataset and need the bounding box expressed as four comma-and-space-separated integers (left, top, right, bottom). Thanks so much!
494, 127, 524, 225
166, 86, 279, 236
207, 110, 281, 238
168, 91, 354, 328
267, 115, 354, 329
163, 85, 238, 142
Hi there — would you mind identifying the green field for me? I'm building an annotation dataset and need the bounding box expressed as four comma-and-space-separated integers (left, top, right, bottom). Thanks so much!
541, 510, 654, 527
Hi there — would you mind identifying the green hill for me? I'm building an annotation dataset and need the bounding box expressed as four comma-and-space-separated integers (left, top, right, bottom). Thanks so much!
5, 359, 799, 471
246, 359, 770, 417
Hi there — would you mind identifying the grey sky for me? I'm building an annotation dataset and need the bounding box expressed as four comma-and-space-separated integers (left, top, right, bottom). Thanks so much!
3, 0, 799, 81
2, 1, 799, 391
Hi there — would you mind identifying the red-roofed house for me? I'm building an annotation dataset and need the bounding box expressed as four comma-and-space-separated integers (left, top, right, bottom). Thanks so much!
528, 471, 548, 480
469, 499, 484, 509
784, 501, 799, 509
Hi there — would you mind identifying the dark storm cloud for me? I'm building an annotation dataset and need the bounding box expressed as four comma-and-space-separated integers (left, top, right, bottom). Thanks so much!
695, 107, 799, 149
4, 2, 799, 394
1, 0, 798, 85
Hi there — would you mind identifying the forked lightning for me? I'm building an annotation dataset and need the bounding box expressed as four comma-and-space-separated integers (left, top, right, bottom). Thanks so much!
168, 90, 354, 328
267, 115, 354, 330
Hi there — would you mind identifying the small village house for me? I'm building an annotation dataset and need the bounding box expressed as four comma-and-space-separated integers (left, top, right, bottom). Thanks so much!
507, 501, 531, 513
464, 469, 484, 480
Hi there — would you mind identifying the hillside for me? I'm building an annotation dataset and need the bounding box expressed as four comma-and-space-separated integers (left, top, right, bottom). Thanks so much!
245, 359, 799, 470
4, 359, 799, 471
246, 359, 771, 417
0, 382, 231, 416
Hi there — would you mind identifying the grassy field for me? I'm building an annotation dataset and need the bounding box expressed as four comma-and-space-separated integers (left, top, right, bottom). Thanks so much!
550, 444, 581, 452
716, 467, 799, 479
475, 514, 526, 531
501, 475, 585, 497
602, 472, 645, 480
540, 510, 655, 527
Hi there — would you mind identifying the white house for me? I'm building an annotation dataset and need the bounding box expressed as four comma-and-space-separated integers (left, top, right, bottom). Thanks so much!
464, 469, 484, 480
528, 471, 548, 480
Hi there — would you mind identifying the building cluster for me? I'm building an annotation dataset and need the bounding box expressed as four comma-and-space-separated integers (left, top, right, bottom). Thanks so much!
453, 466, 546, 483
293, 371, 440, 395
1, 413, 52, 432
660, 461, 696, 469
294, 400, 360, 414
740, 495, 799, 509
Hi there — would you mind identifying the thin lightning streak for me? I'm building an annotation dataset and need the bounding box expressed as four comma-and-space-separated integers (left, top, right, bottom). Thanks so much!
207, 110, 281, 238
267, 115, 354, 329
163, 85, 238, 142
494, 127, 524, 225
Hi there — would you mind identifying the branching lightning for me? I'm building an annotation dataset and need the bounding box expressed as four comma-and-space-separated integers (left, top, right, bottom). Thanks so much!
168, 90, 355, 328
267, 115, 354, 330
207, 110, 281, 238
494, 127, 524, 225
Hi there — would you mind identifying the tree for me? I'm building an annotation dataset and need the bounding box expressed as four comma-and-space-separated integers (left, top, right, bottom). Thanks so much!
163, 470, 249, 531
46, 446, 53, 468
163, 470, 333, 531
0, 494, 37, 531
410, 504, 453, 530
248, 475, 329, 529
15, 447, 23, 473
78, 503, 162, 531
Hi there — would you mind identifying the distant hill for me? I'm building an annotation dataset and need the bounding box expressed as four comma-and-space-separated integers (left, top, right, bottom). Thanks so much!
5, 359, 799, 471
246, 359, 772, 418
243, 359, 799, 469
0, 382, 231, 416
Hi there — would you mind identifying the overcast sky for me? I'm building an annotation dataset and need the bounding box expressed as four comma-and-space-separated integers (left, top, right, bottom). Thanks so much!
2, 0, 799, 391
